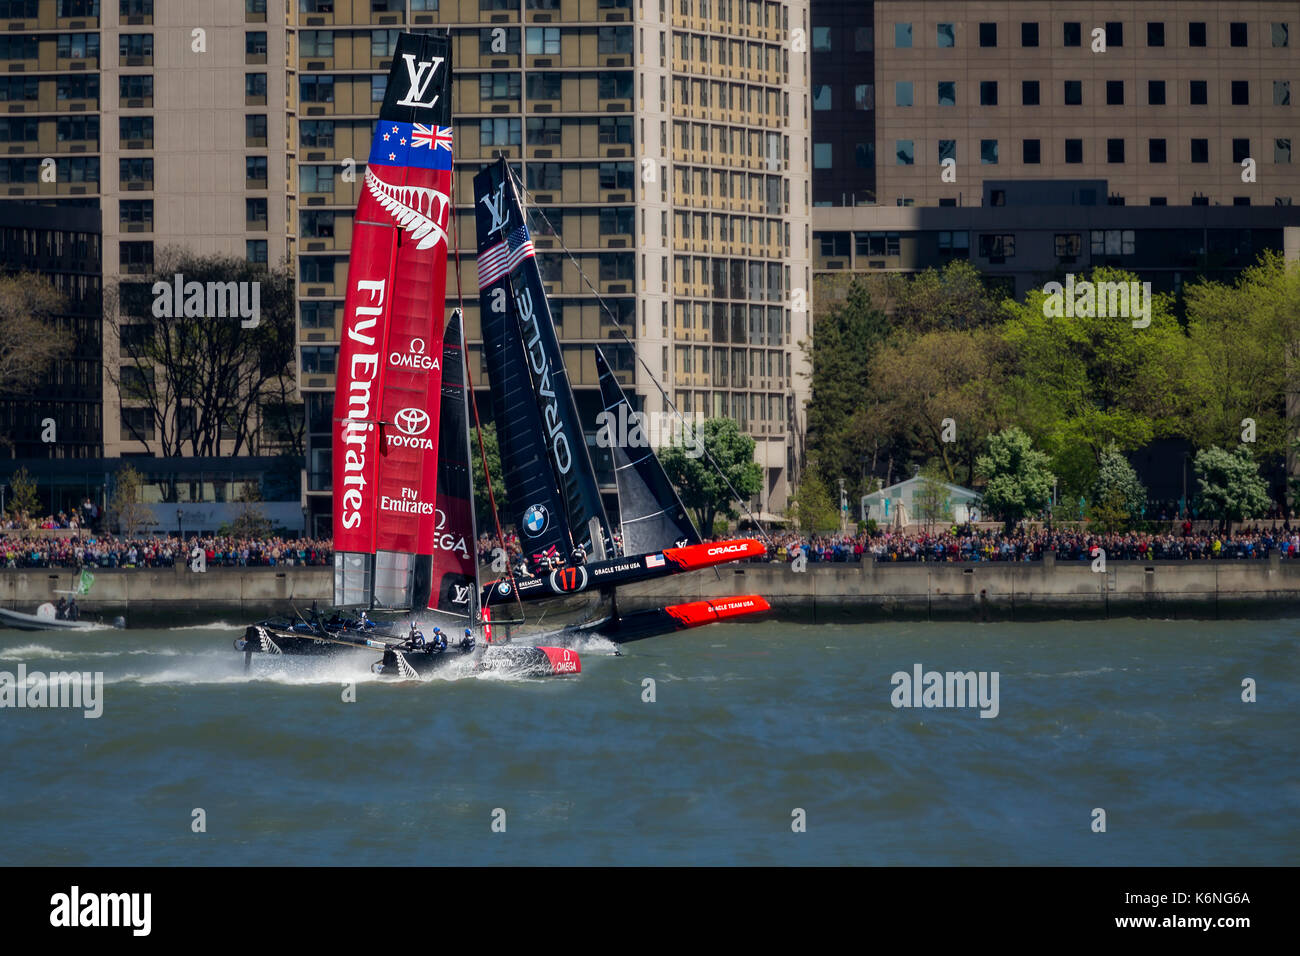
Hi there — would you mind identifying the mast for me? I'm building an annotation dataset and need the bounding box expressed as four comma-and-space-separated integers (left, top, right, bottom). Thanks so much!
332, 32, 454, 608
473, 158, 613, 569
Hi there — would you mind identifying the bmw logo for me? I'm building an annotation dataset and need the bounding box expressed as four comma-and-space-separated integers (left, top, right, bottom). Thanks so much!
523, 504, 548, 536
497, 581, 511, 595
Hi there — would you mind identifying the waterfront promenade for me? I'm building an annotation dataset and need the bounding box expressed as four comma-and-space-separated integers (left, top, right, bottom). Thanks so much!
5, 554, 1300, 621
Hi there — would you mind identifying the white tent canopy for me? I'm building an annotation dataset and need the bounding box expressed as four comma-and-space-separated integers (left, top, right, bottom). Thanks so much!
860, 476, 982, 527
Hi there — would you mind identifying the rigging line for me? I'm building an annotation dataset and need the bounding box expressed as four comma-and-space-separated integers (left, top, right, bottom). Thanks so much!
450, 181, 527, 626
508, 166, 777, 550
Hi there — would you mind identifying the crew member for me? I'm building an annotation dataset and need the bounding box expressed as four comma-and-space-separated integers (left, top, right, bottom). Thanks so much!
67, 598, 79, 621
431, 626, 447, 652
409, 624, 425, 648
55, 597, 68, 620
460, 628, 475, 652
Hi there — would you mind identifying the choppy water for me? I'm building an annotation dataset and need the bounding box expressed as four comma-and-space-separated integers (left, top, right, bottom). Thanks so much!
0, 618, 1296, 865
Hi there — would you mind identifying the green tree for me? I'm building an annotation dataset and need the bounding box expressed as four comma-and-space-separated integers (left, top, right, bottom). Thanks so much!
891, 259, 1005, 333
660, 417, 762, 537
999, 266, 1188, 498
975, 427, 1055, 529
0, 274, 71, 449
471, 421, 507, 530
1183, 253, 1300, 462
803, 278, 891, 484
1093, 443, 1147, 519
6, 466, 39, 520
790, 466, 839, 533
1087, 487, 1130, 534
108, 464, 155, 537
1193, 445, 1271, 527
913, 466, 954, 530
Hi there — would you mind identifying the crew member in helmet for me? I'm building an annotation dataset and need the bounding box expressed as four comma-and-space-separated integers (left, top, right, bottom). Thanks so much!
571, 546, 587, 566
430, 626, 447, 652
460, 628, 475, 652
409, 623, 425, 648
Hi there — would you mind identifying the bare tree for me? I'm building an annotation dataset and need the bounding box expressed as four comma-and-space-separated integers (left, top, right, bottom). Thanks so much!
106, 247, 298, 473
0, 273, 71, 447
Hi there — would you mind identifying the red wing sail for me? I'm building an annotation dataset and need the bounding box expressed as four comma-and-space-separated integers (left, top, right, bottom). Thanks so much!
600, 595, 771, 643
333, 32, 453, 609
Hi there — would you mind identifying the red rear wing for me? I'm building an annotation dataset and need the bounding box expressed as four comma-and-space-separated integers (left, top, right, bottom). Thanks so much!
662, 539, 767, 571
664, 594, 771, 628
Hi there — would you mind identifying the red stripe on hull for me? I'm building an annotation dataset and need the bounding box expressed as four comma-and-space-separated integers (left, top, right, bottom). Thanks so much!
539, 646, 582, 675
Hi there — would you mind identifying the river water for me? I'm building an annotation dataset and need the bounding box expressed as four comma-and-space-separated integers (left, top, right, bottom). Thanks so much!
0, 617, 1295, 865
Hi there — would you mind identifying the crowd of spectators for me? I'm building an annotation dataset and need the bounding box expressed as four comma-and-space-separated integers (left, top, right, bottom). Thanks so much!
0, 531, 332, 569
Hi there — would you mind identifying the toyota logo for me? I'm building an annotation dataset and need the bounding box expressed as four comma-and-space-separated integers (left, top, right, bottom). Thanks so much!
394, 407, 430, 435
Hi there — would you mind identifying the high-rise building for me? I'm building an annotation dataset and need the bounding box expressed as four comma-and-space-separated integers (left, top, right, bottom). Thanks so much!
0, 0, 812, 536
810, 1, 1300, 294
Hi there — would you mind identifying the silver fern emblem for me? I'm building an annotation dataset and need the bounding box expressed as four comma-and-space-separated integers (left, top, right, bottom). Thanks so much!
364, 167, 451, 251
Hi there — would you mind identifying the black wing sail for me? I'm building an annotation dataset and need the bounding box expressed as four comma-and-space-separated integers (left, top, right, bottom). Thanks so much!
473, 158, 612, 566
595, 348, 701, 555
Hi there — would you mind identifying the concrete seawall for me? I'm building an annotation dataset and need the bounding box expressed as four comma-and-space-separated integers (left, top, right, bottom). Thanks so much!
7, 555, 1300, 621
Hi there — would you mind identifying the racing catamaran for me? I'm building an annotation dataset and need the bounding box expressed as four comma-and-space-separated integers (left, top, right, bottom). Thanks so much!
238, 32, 769, 671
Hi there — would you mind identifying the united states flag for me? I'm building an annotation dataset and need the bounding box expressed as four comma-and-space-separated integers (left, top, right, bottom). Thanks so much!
477, 223, 535, 290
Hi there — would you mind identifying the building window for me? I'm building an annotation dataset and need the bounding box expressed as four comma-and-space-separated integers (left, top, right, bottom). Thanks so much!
1149, 139, 1167, 163
246, 197, 268, 226
526, 27, 560, 54
119, 157, 153, 186
526, 117, 561, 145
1148, 22, 1165, 47
812, 84, 832, 109
118, 75, 152, 100
895, 140, 914, 165
1106, 81, 1123, 105
301, 165, 333, 193
119, 199, 152, 228
120, 408, 155, 442
246, 113, 267, 145
1021, 80, 1039, 106
1277, 138, 1293, 164
936, 23, 954, 48
480, 73, 520, 101
300, 347, 337, 375
811, 27, 831, 52
1107, 139, 1125, 163
854, 143, 874, 168
978, 234, 1014, 258
245, 31, 267, 57
1232, 138, 1251, 163
1021, 22, 1038, 47
372, 29, 400, 58
300, 301, 337, 329
1064, 22, 1081, 47
854, 84, 874, 110
894, 81, 913, 107
978, 22, 996, 47
854, 26, 873, 51
120, 241, 153, 273
938, 139, 955, 163
1148, 80, 1166, 106
980, 81, 997, 106
894, 23, 912, 48
370, 76, 387, 102
246, 240, 268, 263
1065, 139, 1083, 163
1055, 233, 1082, 257
478, 27, 519, 55
1231, 81, 1249, 106
300, 75, 333, 102
1190, 80, 1207, 105
1105, 22, 1123, 47
1273, 24, 1290, 48
1090, 230, 1135, 255
300, 31, 333, 57
1230, 22, 1247, 47
1023, 139, 1041, 163
1189, 22, 1206, 47
937, 81, 955, 106
299, 119, 334, 148
478, 118, 520, 146
980, 139, 998, 164
1190, 138, 1209, 163
1064, 81, 1082, 106
1275, 81, 1291, 106
812, 143, 831, 168
1150, 197, 1167, 206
